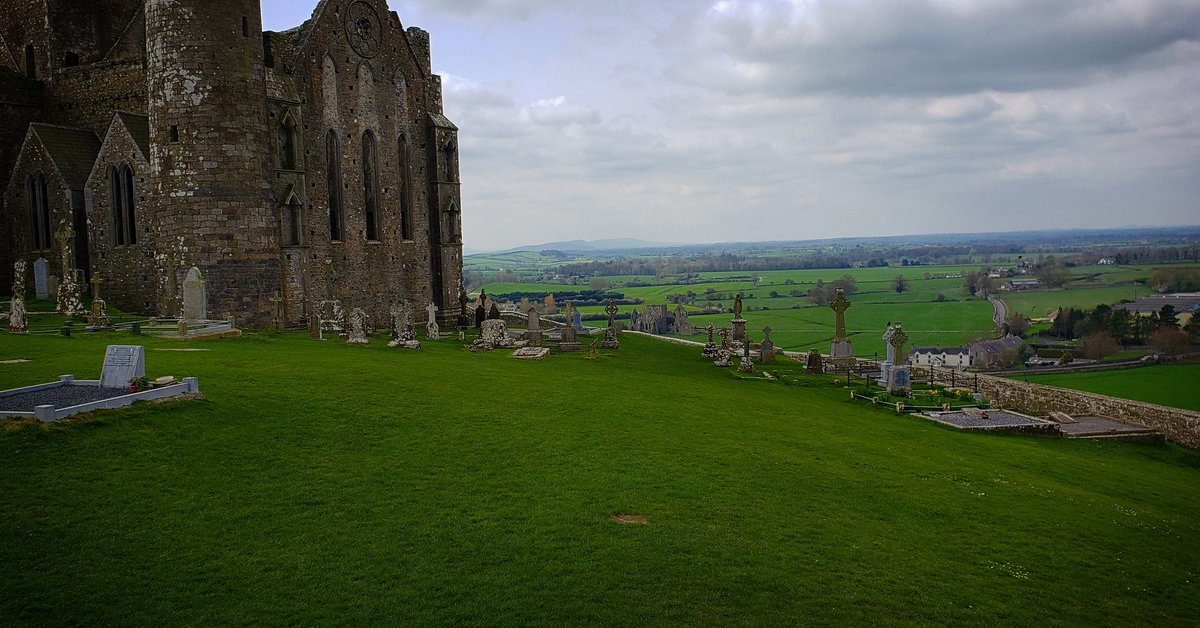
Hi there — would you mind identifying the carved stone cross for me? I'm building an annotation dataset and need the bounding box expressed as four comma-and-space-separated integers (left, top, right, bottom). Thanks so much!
90, 273, 103, 301
55, 220, 75, 272
426, 302, 439, 324
829, 287, 851, 341
605, 300, 618, 325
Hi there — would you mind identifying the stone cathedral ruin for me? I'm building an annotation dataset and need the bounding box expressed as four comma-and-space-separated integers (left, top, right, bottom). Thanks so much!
0, 0, 464, 327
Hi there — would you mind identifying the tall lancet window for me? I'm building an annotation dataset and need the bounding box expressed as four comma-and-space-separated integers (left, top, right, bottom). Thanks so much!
326, 130, 344, 241
280, 113, 299, 170
398, 133, 412, 240
362, 130, 379, 241
110, 164, 137, 245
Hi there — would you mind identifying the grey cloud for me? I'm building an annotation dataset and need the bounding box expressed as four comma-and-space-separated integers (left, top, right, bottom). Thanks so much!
664, 0, 1200, 97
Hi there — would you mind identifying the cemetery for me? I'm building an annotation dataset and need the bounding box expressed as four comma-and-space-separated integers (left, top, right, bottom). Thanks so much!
2, 301, 1200, 623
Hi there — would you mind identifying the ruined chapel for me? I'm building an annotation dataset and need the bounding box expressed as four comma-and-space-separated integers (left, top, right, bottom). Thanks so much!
0, 0, 464, 327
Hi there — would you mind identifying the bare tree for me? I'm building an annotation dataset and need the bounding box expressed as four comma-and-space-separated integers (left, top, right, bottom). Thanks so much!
1151, 327, 1192, 357
892, 275, 909, 294
1080, 332, 1120, 360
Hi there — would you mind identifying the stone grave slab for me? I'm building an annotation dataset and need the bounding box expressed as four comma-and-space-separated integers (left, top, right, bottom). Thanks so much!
99, 345, 146, 388
33, 258, 48, 299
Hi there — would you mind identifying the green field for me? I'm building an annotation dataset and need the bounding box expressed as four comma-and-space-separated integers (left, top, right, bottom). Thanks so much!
1018, 364, 1200, 413
2, 332, 1199, 624
484, 265, 997, 355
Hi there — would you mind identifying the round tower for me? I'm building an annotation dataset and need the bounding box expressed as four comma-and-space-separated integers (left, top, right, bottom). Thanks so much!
145, 0, 279, 325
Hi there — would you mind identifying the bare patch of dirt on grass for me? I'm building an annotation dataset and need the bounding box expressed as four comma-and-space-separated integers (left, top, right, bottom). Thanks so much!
610, 513, 648, 525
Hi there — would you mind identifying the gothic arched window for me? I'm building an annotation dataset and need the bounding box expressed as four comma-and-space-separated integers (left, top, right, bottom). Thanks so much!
326, 130, 344, 241
283, 192, 303, 246
362, 130, 379, 241
280, 113, 299, 170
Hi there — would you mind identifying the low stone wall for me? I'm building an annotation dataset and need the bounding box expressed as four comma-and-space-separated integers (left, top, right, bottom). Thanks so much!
912, 365, 1200, 450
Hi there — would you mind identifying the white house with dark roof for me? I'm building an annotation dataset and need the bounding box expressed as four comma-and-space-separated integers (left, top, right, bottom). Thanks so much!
909, 347, 971, 369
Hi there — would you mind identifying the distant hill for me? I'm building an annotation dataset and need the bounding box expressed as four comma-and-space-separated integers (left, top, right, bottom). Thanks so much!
489, 238, 684, 254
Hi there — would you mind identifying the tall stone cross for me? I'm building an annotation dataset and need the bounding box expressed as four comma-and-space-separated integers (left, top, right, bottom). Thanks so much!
829, 287, 851, 341
605, 300, 619, 326
269, 290, 284, 330
762, 325, 773, 343
888, 324, 910, 365
426, 302, 439, 324
90, 273, 103, 301
55, 220, 75, 272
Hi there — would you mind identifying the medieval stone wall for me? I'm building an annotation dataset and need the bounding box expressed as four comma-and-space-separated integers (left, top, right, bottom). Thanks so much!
46, 0, 143, 68
86, 117, 156, 313
146, 0, 279, 326
292, 0, 455, 326
1, 0, 49, 81
46, 60, 147, 136
3, 134, 72, 277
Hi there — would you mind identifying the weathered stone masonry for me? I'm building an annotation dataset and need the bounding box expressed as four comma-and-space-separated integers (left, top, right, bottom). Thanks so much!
1, 0, 464, 327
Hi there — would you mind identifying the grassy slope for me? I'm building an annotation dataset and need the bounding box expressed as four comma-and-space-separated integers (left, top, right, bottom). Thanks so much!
1, 332, 1198, 624
1018, 364, 1200, 413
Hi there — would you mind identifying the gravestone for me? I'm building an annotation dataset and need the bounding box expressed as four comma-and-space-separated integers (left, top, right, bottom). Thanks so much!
511, 346, 550, 360
33, 257, 48, 299
572, 309, 583, 331
479, 319, 514, 348
559, 316, 581, 352
319, 299, 344, 333
388, 302, 420, 349
182, 267, 207, 322
701, 324, 721, 359
47, 275, 59, 300
99, 345, 146, 388
54, 220, 77, 316
347, 308, 369, 345
488, 302, 502, 320
544, 294, 557, 315
878, 323, 896, 386
601, 300, 620, 349
738, 336, 755, 373
828, 288, 853, 365
526, 306, 541, 343
426, 303, 440, 340
474, 301, 486, 328
760, 325, 777, 364
886, 324, 912, 392
9, 260, 28, 333
805, 349, 824, 374
731, 293, 746, 342
714, 328, 733, 367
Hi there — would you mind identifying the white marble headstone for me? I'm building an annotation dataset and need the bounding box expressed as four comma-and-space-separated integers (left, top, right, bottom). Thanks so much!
33, 258, 48, 299
100, 345, 146, 388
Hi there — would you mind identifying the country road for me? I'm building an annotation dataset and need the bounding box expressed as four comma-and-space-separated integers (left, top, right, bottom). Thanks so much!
988, 296, 1007, 327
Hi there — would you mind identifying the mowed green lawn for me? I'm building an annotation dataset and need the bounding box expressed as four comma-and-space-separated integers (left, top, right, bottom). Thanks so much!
2, 332, 1198, 624
1018, 364, 1200, 413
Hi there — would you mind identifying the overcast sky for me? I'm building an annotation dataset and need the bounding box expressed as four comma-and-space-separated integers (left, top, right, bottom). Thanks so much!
262, 0, 1200, 251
